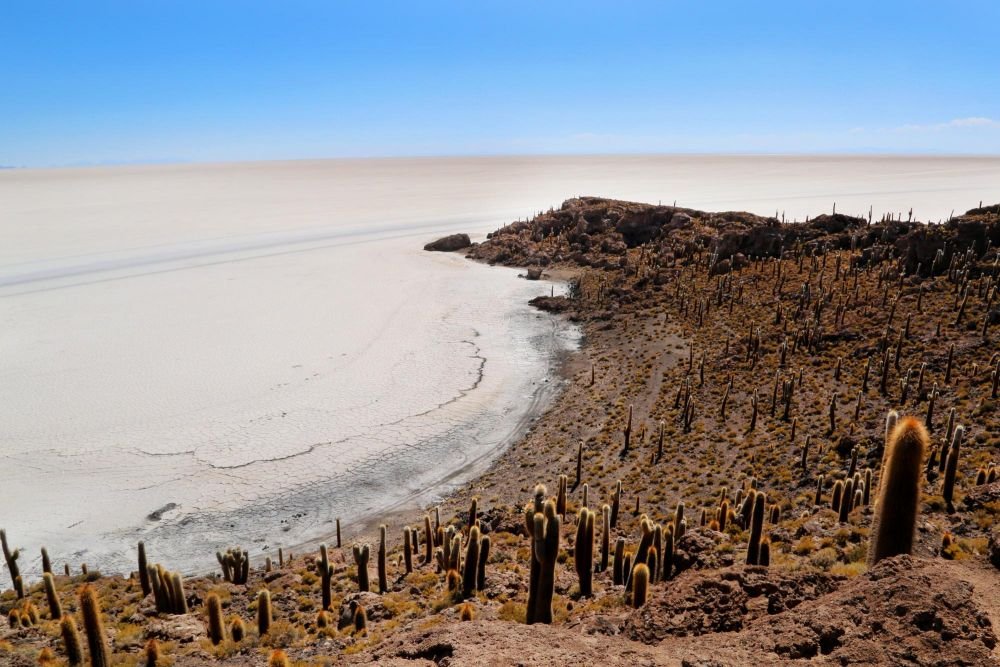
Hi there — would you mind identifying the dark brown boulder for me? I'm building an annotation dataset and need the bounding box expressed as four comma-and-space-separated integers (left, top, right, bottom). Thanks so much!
424, 233, 472, 252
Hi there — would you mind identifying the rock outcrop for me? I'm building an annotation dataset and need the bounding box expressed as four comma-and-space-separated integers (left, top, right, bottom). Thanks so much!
424, 233, 472, 252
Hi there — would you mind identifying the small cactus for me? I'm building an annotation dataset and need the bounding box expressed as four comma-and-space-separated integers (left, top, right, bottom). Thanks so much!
257, 589, 272, 636
230, 616, 245, 642
354, 604, 368, 635
1, 529, 22, 598
268, 650, 290, 667
631, 563, 650, 608
205, 593, 225, 645
144, 639, 159, 667
353, 544, 371, 592
942, 425, 964, 513
43, 572, 62, 620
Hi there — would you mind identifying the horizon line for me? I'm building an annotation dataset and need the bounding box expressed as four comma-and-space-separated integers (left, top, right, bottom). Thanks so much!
6, 149, 1000, 174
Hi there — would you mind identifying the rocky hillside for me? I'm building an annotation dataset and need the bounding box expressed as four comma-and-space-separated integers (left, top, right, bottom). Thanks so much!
2, 197, 999, 666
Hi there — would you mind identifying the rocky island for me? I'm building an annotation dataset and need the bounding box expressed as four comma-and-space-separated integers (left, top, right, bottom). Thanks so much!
3, 197, 999, 666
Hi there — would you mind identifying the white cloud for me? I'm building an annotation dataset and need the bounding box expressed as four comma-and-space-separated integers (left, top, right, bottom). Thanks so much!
894, 117, 1000, 132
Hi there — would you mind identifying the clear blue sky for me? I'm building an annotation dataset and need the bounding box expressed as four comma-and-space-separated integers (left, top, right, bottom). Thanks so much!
3, 1, 999, 167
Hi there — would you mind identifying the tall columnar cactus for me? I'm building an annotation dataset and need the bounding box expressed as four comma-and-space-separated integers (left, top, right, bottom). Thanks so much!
60, 615, 83, 666
462, 526, 482, 598
403, 527, 413, 574
576, 441, 584, 488
377, 525, 388, 594
524, 485, 546, 623
1, 529, 22, 598
206, 593, 225, 645
41, 547, 52, 575
622, 404, 633, 456
662, 528, 674, 581
318, 544, 333, 611
469, 497, 478, 529
169, 572, 188, 614
477, 535, 491, 591
745, 491, 766, 565
599, 504, 611, 572
627, 518, 654, 590
257, 589, 272, 636
353, 544, 371, 592
138, 542, 151, 597
942, 424, 964, 513
424, 515, 434, 565
527, 500, 560, 624
43, 572, 62, 620
830, 480, 843, 512
610, 480, 622, 528
838, 478, 855, 523
79, 586, 110, 667
556, 475, 568, 518
869, 417, 928, 565
574, 507, 595, 598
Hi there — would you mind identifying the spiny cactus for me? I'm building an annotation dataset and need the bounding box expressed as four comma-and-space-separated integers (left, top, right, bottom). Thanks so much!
138, 542, 151, 597
622, 404, 633, 456
353, 604, 368, 635
759, 538, 771, 567
144, 638, 159, 667
257, 589, 272, 636
869, 416, 928, 565
526, 499, 560, 624
631, 563, 650, 608
469, 497, 478, 529
477, 534, 491, 591
830, 480, 843, 512
599, 504, 611, 573
318, 544, 333, 610
745, 491, 766, 565
353, 544, 371, 592
942, 424, 964, 513
216, 548, 249, 585
460, 601, 475, 621
268, 649, 290, 667
148, 564, 186, 615
610, 480, 622, 528
41, 547, 52, 575
206, 593, 226, 645
423, 515, 434, 565
230, 616, 245, 642
377, 525, 388, 594
403, 527, 413, 574
574, 507, 595, 597
627, 518, 654, 590
60, 615, 84, 666
462, 525, 483, 598
79, 585, 110, 667
556, 474, 568, 518
838, 478, 855, 523
43, 572, 62, 620
1, 529, 22, 598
